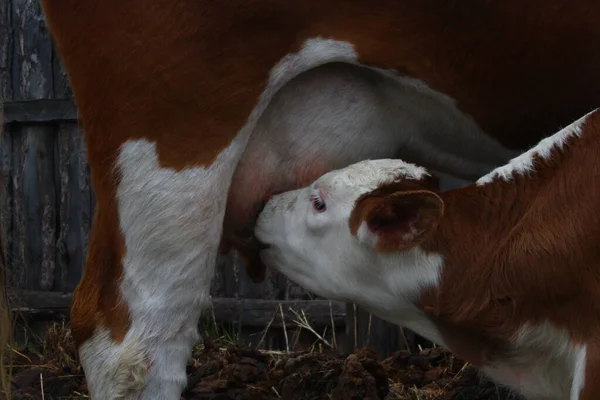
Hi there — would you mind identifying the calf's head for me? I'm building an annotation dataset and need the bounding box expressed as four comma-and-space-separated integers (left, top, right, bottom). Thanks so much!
255, 159, 444, 303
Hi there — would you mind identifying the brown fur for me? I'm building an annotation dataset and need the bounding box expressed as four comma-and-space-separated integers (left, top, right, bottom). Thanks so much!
38, 0, 600, 350
349, 181, 444, 252
351, 109, 600, 396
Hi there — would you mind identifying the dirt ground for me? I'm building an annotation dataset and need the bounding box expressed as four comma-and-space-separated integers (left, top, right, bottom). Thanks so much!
6, 324, 522, 400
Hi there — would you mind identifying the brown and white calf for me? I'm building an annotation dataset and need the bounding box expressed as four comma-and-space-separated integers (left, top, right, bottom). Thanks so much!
255, 108, 600, 400
9, 0, 599, 398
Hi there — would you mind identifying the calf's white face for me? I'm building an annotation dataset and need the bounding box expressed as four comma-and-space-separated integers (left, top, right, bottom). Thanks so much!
254, 159, 446, 312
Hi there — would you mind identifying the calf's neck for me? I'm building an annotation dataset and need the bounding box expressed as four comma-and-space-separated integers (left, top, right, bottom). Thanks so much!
255, 108, 600, 400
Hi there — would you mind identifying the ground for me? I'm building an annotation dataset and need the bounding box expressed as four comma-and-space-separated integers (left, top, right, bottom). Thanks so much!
4, 322, 524, 400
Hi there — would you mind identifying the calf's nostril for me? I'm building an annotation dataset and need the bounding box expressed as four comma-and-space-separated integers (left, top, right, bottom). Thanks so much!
258, 193, 273, 214
257, 240, 270, 250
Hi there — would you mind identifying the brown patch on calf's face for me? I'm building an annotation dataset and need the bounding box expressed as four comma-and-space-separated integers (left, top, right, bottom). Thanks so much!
349, 181, 444, 252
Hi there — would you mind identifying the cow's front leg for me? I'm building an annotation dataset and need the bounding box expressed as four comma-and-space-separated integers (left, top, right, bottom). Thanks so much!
70, 137, 243, 399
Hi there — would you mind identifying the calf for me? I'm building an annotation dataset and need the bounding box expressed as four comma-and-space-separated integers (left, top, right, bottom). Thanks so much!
255, 108, 600, 399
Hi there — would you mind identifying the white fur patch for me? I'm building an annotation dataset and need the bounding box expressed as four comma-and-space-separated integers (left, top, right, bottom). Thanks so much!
79, 329, 149, 399
356, 221, 379, 248
571, 345, 587, 400
476, 109, 597, 185
323, 158, 429, 195
481, 322, 586, 400
269, 38, 358, 85
369, 249, 446, 346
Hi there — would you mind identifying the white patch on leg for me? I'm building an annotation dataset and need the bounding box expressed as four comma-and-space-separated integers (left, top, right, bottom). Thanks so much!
82, 136, 249, 400
476, 108, 598, 185
571, 345, 587, 400
80, 330, 149, 399
107, 138, 251, 399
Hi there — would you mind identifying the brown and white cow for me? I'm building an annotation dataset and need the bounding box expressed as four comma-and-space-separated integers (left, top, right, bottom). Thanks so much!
3, 0, 596, 398
255, 108, 600, 399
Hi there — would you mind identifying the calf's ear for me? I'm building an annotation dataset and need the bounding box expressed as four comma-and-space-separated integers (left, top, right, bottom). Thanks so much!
349, 189, 444, 252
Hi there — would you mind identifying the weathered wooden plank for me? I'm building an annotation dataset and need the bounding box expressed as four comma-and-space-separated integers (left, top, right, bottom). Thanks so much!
12, 0, 53, 101
0, 0, 12, 100
279, 273, 322, 301
5, 126, 58, 291
22, 126, 57, 290
51, 42, 72, 99
235, 250, 280, 300
346, 302, 407, 358
13, 291, 347, 328
210, 252, 229, 298
3, 99, 77, 123
9, 0, 57, 290
0, 123, 13, 291
55, 122, 90, 292
220, 251, 238, 298
9, 126, 25, 288
225, 250, 282, 345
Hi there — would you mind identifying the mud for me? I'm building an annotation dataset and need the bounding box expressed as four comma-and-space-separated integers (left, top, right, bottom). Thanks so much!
8, 334, 522, 400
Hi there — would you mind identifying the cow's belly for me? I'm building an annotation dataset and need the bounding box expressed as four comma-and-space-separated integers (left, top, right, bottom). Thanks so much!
221, 62, 519, 278
225, 62, 517, 234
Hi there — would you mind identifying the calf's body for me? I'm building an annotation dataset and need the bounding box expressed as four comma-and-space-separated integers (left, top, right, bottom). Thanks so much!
255, 108, 600, 399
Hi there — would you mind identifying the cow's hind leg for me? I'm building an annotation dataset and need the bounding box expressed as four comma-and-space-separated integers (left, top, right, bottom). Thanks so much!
71, 137, 244, 399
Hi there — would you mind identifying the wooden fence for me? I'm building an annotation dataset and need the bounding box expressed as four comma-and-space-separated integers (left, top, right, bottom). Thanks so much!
0, 0, 471, 358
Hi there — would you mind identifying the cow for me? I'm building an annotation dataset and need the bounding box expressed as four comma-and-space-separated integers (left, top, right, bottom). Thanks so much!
254, 108, 600, 400
1, 0, 596, 398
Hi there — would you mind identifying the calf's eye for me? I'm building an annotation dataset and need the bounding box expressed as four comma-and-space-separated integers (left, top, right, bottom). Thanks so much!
309, 188, 327, 213
312, 196, 326, 212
